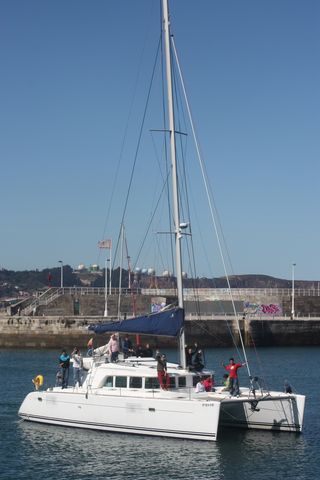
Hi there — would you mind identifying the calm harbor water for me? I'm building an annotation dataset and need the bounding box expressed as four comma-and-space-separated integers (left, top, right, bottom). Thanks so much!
1, 346, 319, 480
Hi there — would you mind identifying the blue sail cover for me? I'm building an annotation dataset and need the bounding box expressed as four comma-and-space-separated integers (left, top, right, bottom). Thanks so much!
88, 307, 184, 337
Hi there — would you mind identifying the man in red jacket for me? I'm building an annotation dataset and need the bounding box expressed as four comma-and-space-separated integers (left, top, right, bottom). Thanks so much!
222, 358, 246, 397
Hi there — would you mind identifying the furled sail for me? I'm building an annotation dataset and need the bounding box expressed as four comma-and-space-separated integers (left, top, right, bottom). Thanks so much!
88, 307, 184, 337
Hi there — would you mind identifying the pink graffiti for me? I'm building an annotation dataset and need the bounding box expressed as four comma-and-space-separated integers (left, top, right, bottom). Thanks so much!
259, 304, 281, 315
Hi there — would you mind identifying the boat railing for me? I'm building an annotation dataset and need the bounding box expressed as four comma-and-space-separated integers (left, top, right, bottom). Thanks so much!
85, 383, 206, 400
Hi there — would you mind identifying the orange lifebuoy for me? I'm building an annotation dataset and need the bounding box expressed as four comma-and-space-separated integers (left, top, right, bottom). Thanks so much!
32, 374, 44, 390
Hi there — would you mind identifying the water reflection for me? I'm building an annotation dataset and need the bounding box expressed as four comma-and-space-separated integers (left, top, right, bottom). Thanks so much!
16, 420, 311, 480
18, 422, 223, 480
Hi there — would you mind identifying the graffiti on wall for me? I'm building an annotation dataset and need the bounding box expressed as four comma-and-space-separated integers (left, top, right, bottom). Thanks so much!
244, 302, 282, 316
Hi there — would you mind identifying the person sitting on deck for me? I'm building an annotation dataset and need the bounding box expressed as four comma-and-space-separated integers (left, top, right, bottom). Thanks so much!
284, 380, 293, 394
195, 377, 205, 393
135, 344, 145, 357
203, 375, 214, 392
221, 373, 230, 391
193, 349, 204, 372
143, 343, 153, 357
185, 346, 195, 369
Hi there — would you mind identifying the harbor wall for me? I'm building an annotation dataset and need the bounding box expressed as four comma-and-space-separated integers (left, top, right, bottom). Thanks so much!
2, 290, 320, 349
1, 314, 320, 349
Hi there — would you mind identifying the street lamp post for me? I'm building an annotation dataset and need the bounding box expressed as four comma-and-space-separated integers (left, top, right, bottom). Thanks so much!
58, 260, 63, 289
107, 258, 111, 295
104, 259, 108, 317
291, 263, 296, 319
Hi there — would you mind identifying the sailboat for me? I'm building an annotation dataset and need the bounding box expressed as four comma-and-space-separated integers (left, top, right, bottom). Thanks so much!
19, 0, 305, 441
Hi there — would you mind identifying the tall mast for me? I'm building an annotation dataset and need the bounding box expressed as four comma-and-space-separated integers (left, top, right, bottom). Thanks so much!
162, 0, 186, 368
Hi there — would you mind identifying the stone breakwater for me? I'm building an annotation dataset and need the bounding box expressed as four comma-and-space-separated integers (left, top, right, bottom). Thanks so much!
1, 314, 320, 349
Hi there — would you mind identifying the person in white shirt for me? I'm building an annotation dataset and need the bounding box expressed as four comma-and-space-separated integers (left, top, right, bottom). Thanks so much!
195, 378, 205, 393
71, 347, 83, 387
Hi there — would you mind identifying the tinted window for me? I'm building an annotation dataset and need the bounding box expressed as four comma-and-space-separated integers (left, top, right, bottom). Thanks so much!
115, 376, 127, 388
145, 377, 160, 389
104, 376, 113, 387
129, 377, 142, 389
178, 376, 186, 387
169, 376, 176, 388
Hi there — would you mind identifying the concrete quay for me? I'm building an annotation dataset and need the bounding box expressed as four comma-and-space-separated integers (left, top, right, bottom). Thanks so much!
1, 313, 320, 349
2, 288, 320, 349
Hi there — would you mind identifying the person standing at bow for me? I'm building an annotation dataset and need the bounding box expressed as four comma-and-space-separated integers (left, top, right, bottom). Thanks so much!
59, 349, 70, 389
222, 357, 246, 397
71, 347, 83, 387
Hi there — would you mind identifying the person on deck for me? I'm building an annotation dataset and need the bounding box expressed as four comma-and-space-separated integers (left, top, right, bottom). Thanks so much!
284, 380, 293, 394
203, 375, 214, 392
71, 347, 83, 387
107, 334, 119, 362
157, 354, 170, 390
222, 357, 246, 397
87, 337, 94, 357
135, 344, 145, 357
122, 335, 133, 358
185, 346, 195, 369
221, 373, 230, 391
195, 377, 205, 393
59, 349, 70, 389
144, 343, 153, 357
193, 349, 204, 372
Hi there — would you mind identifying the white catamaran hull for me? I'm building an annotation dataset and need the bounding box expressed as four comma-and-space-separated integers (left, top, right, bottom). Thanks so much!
18, 387, 304, 441
18, 389, 221, 441
217, 390, 305, 433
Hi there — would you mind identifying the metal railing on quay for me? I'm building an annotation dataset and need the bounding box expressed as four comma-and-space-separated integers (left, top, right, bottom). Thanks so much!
44, 286, 320, 298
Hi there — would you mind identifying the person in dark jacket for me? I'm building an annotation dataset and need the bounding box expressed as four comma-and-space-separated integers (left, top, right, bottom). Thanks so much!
157, 354, 170, 390
193, 349, 204, 372
59, 349, 70, 389
144, 343, 153, 357
185, 346, 195, 368
122, 336, 134, 358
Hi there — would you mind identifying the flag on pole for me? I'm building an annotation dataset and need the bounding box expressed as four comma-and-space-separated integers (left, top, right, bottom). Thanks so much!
98, 239, 112, 249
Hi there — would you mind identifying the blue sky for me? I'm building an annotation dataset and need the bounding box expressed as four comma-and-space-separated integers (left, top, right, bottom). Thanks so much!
1, 0, 319, 281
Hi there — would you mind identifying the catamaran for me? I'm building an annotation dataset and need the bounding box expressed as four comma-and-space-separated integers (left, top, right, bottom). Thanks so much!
19, 0, 305, 441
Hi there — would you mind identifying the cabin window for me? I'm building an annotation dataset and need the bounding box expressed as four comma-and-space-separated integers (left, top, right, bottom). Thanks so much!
169, 376, 176, 388
115, 376, 127, 388
104, 376, 114, 388
129, 377, 142, 389
178, 377, 186, 387
145, 377, 160, 389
